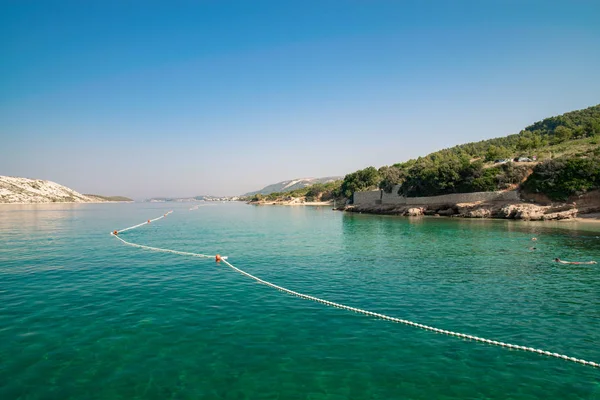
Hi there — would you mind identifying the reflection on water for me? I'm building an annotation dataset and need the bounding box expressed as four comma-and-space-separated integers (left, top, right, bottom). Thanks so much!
0, 204, 78, 232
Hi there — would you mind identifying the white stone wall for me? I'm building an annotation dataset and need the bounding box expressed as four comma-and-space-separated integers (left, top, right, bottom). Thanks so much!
404, 190, 519, 205
353, 190, 382, 205
353, 186, 519, 207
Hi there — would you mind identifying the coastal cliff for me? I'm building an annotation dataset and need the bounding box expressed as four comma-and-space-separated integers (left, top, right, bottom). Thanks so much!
0, 176, 131, 204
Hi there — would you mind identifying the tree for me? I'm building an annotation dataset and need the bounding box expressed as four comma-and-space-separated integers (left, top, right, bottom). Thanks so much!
552, 126, 573, 144
305, 183, 326, 201
521, 156, 600, 200
340, 167, 380, 198
485, 145, 511, 161
378, 166, 405, 193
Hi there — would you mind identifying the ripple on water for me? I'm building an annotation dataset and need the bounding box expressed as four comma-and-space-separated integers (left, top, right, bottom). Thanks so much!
1, 203, 599, 399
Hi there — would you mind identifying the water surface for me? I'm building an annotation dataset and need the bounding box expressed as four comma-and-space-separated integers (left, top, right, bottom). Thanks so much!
1, 203, 599, 399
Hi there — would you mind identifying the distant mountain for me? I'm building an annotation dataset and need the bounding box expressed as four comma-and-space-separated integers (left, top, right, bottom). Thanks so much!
0, 176, 129, 204
243, 176, 343, 196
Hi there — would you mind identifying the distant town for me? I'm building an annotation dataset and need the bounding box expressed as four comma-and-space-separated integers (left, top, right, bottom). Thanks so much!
146, 196, 242, 203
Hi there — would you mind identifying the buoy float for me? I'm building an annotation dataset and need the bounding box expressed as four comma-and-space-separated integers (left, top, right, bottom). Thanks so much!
113, 230, 118, 235
215, 254, 222, 262
148, 220, 151, 223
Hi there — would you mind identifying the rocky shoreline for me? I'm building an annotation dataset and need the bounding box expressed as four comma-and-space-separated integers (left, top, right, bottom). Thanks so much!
246, 191, 600, 221
341, 202, 580, 220
340, 190, 600, 221
248, 198, 333, 206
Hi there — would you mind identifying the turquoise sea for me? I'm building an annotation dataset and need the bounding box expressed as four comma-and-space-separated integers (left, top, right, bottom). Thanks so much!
1, 202, 599, 399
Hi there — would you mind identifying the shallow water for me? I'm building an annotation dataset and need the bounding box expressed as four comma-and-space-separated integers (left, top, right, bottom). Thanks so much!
1, 202, 599, 399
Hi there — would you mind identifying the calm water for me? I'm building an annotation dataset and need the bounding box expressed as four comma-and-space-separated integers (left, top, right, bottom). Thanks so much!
1, 202, 599, 399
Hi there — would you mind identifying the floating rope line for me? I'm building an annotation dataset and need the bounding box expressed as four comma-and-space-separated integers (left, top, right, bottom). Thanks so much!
115, 211, 173, 234
112, 234, 214, 259
110, 212, 599, 369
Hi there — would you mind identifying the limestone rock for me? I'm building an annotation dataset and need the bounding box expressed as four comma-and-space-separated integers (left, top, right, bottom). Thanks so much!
437, 208, 456, 216
465, 208, 492, 218
0, 175, 102, 204
498, 203, 577, 220
499, 204, 520, 219
405, 207, 424, 216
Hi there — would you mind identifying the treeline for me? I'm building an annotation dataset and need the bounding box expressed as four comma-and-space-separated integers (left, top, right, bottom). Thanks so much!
340, 104, 600, 201
457, 104, 600, 158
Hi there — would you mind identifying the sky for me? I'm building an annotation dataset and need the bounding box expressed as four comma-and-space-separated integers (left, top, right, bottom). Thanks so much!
1, 0, 599, 199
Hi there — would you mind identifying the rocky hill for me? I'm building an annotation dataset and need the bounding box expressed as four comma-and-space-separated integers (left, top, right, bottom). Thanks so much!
343, 104, 600, 199
0, 176, 128, 204
244, 176, 342, 196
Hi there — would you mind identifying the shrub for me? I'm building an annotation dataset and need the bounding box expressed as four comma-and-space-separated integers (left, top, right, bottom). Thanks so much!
521, 156, 600, 200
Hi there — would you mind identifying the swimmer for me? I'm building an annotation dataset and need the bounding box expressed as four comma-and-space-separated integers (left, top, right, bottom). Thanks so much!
554, 258, 597, 265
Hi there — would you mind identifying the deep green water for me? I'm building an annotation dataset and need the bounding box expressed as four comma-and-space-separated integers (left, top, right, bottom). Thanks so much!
1, 202, 599, 399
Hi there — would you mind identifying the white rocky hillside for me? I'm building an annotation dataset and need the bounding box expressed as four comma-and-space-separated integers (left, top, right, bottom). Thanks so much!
0, 176, 103, 204
244, 176, 342, 196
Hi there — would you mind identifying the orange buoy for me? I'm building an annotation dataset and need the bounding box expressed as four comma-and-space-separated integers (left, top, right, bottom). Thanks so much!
215, 254, 222, 263
113, 230, 118, 235
147, 219, 151, 223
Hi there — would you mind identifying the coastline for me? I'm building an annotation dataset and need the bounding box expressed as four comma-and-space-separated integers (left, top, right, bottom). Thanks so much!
248, 200, 333, 206
340, 201, 600, 222
340, 189, 600, 222
571, 213, 600, 223
0, 201, 134, 205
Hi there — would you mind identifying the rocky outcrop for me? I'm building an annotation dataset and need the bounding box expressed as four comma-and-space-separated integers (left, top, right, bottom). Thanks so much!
437, 207, 456, 216
464, 208, 493, 218
0, 176, 115, 204
344, 200, 583, 221
494, 204, 578, 220
405, 207, 425, 216
340, 189, 600, 221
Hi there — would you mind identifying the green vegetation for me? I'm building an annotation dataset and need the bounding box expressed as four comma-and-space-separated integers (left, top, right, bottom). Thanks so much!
340, 104, 600, 201
244, 105, 600, 204
522, 155, 600, 201
339, 167, 379, 198
243, 177, 342, 196
246, 180, 342, 203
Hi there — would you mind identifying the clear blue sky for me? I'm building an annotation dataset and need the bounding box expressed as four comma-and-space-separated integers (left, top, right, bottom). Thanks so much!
1, 0, 599, 198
